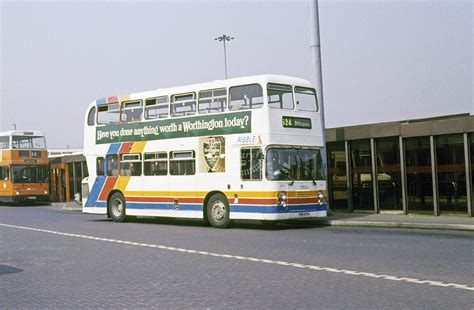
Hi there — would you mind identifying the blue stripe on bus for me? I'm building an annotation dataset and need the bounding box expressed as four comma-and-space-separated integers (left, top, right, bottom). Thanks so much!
96, 98, 106, 105
286, 203, 327, 212
85, 177, 106, 207
231, 203, 326, 213
95, 201, 107, 208
90, 199, 327, 214
107, 143, 121, 155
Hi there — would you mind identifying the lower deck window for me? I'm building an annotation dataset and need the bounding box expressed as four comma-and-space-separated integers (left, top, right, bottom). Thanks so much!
120, 154, 142, 176
0, 166, 9, 180
169, 151, 195, 175
97, 157, 104, 176
144, 152, 168, 176
106, 154, 118, 176
241, 148, 263, 180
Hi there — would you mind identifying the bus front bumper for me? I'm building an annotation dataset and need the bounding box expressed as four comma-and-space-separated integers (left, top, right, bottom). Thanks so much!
0, 195, 50, 203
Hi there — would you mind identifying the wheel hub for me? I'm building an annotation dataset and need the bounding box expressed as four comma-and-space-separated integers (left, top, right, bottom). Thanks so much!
211, 201, 226, 221
112, 199, 123, 217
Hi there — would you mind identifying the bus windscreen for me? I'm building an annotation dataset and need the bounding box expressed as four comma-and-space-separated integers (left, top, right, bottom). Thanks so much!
12, 166, 49, 183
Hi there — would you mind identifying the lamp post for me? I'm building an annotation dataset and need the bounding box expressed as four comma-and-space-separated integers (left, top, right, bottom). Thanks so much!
214, 34, 234, 79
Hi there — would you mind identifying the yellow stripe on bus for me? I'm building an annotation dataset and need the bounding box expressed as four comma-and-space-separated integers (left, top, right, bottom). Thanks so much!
114, 176, 131, 192
119, 95, 131, 102
124, 191, 278, 198
130, 141, 146, 154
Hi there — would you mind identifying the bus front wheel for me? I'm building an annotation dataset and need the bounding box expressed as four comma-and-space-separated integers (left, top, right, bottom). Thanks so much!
207, 194, 230, 228
108, 192, 127, 222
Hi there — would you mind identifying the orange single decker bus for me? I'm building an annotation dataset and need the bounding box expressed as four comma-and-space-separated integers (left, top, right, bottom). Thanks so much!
0, 130, 49, 203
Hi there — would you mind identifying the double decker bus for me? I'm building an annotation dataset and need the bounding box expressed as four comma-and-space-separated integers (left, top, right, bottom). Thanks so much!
82, 75, 327, 228
0, 130, 49, 203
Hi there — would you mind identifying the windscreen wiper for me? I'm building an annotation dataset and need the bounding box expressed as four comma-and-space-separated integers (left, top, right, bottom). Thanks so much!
289, 148, 300, 186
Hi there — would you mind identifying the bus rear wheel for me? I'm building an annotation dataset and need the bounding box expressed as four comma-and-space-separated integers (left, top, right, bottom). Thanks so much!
108, 192, 127, 222
207, 193, 230, 228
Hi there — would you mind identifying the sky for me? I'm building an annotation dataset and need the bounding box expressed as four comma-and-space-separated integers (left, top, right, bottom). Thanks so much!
1, 0, 472, 149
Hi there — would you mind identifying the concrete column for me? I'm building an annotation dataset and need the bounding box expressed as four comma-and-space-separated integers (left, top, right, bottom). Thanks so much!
309, 0, 328, 177
345, 140, 353, 212
371, 138, 379, 213
399, 136, 408, 214
463, 133, 472, 217
430, 136, 439, 216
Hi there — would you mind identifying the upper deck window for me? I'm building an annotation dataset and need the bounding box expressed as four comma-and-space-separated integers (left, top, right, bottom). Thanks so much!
0, 136, 9, 149
97, 103, 120, 124
12, 136, 46, 149
295, 86, 318, 112
87, 107, 96, 126
171, 93, 196, 117
121, 100, 143, 122
198, 88, 227, 114
145, 96, 169, 119
229, 84, 263, 111
267, 83, 294, 110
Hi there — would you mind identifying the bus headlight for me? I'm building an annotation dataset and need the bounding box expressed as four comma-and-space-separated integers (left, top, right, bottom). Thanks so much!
44, 190, 48, 195
277, 191, 287, 208
317, 191, 325, 205
15, 191, 20, 195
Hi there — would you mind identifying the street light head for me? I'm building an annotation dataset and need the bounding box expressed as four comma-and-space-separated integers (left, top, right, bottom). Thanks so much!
215, 34, 234, 42
214, 34, 234, 79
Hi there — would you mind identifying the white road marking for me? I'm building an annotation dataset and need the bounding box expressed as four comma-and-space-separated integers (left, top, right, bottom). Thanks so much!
1, 223, 473, 292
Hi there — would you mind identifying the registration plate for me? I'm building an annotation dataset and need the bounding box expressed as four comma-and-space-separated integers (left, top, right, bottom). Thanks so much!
298, 212, 310, 216
27, 196, 37, 200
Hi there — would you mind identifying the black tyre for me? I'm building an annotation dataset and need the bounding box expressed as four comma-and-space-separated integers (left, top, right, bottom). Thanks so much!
108, 192, 126, 222
206, 193, 230, 228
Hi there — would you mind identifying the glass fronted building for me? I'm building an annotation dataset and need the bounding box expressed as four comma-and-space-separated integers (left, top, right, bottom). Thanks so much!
326, 114, 473, 217
49, 153, 88, 203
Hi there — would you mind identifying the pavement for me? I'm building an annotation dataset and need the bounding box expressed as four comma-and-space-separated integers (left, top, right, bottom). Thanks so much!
307, 210, 474, 232
49, 202, 474, 232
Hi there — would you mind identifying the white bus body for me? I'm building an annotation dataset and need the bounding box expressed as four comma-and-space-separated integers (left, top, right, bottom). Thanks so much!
82, 75, 327, 227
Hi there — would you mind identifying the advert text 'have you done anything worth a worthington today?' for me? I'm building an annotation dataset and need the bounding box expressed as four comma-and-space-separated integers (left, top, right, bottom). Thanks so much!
95, 111, 251, 144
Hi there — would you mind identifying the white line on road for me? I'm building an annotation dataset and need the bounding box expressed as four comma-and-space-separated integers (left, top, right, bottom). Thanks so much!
1, 222, 473, 292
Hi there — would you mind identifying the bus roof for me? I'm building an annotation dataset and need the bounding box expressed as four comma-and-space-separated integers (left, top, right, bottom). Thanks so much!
0, 130, 45, 137
90, 74, 313, 107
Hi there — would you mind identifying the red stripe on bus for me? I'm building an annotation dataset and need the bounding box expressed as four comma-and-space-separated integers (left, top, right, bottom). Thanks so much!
238, 198, 277, 205
119, 142, 134, 154
98, 177, 118, 201
126, 197, 204, 204
107, 96, 119, 104
288, 197, 317, 204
